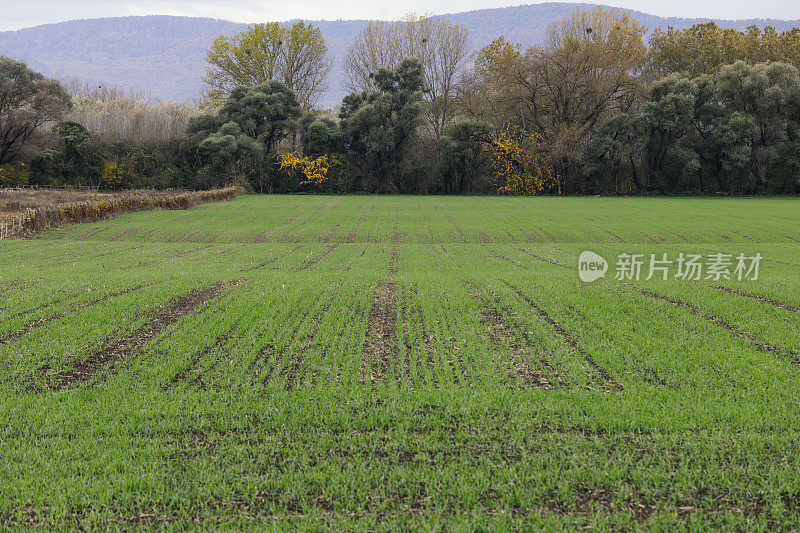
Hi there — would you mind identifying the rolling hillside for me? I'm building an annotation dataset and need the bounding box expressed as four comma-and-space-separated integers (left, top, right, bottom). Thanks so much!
1, 3, 799, 107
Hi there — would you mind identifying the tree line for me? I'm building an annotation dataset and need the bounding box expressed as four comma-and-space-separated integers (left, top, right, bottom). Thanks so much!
2, 8, 800, 195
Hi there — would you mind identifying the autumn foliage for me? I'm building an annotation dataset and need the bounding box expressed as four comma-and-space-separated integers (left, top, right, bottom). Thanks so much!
276, 151, 331, 187
488, 125, 555, 195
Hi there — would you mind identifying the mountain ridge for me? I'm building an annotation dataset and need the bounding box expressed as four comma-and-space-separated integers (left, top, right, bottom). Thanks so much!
1, 3, 799, 107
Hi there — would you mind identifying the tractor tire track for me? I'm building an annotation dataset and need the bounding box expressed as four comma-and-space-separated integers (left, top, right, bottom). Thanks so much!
0, 282, 161, 347
504, 281, 622, 391
241, 244, 306, 272
510, 246, 569, 269
294, 244, 340, 272
43, 280, 239, 390
167, 318, 244, 389
467, 284, 556, 389
359, 281, 398, 385
283, 282, 345, 390
253, 214, 300, 243
626, 284, 798, 365
703, 284, 800, 313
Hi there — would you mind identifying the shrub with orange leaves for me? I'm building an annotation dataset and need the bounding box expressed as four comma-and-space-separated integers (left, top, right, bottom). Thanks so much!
488, 125, 555, 195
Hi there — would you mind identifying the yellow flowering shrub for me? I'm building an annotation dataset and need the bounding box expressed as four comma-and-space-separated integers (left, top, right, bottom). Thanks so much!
276, 152, 330, 186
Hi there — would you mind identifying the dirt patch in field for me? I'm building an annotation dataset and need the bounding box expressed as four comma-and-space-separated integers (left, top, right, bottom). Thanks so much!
360, 281, 398, 384
505, 282, 622, 391
43, 281, 238, 390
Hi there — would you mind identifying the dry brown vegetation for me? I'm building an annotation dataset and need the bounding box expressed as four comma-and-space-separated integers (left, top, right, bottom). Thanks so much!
0, 188, 134, 223
0, 186, 244, 236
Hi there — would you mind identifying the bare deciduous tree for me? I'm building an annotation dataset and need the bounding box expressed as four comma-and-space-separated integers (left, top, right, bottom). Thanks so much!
344, 15, 470, 139
459, 7, 646, 193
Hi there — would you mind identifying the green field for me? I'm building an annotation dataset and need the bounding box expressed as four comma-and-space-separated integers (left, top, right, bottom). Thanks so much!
2, 196, 800, 530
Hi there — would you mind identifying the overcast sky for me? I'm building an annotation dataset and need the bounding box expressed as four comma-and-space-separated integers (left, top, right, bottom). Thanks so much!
2, 0, 799, 31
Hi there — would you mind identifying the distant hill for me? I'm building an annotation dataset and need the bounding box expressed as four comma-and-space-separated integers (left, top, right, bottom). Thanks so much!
1, 3, 799, 108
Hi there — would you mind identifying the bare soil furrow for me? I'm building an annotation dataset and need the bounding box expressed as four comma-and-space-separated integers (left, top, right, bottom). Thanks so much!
510, 246, 569, 269
253, 214, 300, 243
703, 284, 800, 313
487, 249, 525, 269
284, 283, 344, 390
259, 305, 316, 388
241, 244, 306, 272
505, 282, 622, 390
347, 213, 367, 243
97, 244, 147, 258
44, 281, 238, 390
295, 244, 340, 271
360, 281, 398, 384
7, 294, 74, 321
690, 226, 735, 243
168, 319, 244, 389
468, 285, 554, 389
320, 214, 349, 243
626, 284, 798, 364
592, 226, 625, 243
0, 283, 158, 346
563, 304, 667, 387
574, 226, 600, 243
